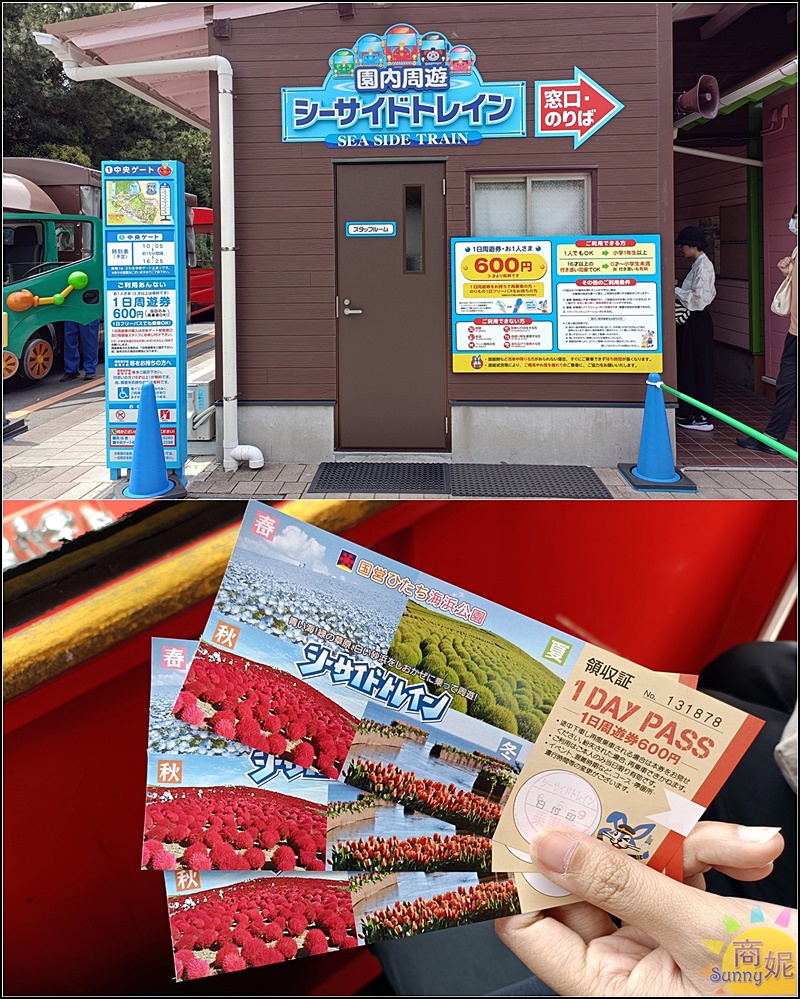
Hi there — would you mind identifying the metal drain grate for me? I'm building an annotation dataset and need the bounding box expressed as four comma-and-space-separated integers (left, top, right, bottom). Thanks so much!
308, 462, 449, 494
449, 464, 613, 498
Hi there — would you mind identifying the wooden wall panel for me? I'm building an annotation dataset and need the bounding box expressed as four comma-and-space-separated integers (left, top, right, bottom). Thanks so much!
675, 147, 750, 352
762, 89, 797, 380
211, 2, 673, 404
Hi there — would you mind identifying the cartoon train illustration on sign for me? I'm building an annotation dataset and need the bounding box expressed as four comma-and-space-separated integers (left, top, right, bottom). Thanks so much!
354, 33, 385, 68
330, 48, 355, 78
449, 45, 476, 75
383, 24, 420, 65
325, 26, 477, 83
421, 32, 449, 65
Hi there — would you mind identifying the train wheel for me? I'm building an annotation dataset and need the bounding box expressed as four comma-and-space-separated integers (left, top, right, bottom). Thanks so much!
3, 349, 19, 380
21, 335, 55, 381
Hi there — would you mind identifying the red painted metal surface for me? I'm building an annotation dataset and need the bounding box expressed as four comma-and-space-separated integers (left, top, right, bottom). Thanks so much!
3, 499, 150, 571
345, 500, 796, 672
4, 500, 795, 995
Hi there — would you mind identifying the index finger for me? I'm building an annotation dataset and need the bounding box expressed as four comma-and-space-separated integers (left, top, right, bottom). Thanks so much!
682, 822, 783, 884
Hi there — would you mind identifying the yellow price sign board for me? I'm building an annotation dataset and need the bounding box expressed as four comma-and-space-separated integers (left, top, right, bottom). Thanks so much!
460, 252, 548, 282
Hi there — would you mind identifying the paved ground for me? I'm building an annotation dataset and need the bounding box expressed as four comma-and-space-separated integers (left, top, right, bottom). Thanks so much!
4, 352, 797, 501
182, 459, 797, 500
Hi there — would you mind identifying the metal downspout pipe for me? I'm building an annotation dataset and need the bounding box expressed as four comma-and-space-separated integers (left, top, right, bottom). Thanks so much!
32, 36, 264, 471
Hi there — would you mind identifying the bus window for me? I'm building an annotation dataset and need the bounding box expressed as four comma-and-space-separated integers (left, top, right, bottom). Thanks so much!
4, 222, 44, 283
56, 222, 75, 253
78, 220, 93, 259
57, 220, 93, 264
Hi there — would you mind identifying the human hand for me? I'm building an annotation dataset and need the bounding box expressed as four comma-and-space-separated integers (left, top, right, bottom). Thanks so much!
496, 823, 795, 996
777, 256, 793, 276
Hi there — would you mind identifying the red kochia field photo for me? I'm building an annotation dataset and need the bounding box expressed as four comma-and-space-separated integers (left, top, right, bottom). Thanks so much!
175, 643, 359, 778
143, 785, 328, 872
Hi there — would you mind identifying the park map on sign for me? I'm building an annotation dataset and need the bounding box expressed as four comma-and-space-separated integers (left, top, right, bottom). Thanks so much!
105, 180, 167, 226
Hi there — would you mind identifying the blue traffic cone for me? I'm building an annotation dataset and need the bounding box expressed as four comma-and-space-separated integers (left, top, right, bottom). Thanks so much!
618, 373, 696, 492
115, 382, 186, 499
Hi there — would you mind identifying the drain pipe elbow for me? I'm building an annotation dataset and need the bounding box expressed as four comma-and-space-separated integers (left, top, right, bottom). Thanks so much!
228, 444, 264, 470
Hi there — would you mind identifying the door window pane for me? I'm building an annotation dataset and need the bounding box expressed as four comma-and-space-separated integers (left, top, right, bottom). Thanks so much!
404, 186, 423, 272
473, 180, 527, 237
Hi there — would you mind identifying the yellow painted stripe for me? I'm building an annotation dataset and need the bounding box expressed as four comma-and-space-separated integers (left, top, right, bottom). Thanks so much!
6, 376, 105, 418
4, 500, 394, 700
3, 527, 238, 701
281, 499, 395, 534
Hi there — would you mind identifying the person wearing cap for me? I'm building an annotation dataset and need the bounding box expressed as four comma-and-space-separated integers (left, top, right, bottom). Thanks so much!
736, 205, 797, 454
674, 225, 716, 431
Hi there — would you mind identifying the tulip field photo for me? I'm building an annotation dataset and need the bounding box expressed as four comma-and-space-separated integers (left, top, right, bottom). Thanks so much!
165, 869, 523, 979
353, 873, 522, 945
327, 784, 493, 874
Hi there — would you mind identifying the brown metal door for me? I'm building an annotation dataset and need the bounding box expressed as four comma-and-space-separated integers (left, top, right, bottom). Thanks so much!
336, 161, 448, 450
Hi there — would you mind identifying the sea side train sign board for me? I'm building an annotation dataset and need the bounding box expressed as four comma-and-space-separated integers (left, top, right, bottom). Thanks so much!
281, 24, 526, 146
101, 160, 187, 477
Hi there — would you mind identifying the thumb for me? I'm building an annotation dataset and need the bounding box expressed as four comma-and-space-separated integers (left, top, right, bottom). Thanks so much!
532, 827, 722, 962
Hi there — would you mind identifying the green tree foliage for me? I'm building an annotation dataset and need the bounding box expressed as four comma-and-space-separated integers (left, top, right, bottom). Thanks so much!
391, 641, 422, 669
494, 690, 518, 712
515, 711, 544, 742
420, 651, 447, 674
431, 664, 461, 687
3, 3, 212, 204
482, 704, 518, 735
449, 693, 468, 713
473, 687, 496, 715
471, 665, 487, 686
460, 669, 477, 689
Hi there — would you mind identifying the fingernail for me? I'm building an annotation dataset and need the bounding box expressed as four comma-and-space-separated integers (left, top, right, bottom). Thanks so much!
738, 825, 781, 844
534, 830, 579, 874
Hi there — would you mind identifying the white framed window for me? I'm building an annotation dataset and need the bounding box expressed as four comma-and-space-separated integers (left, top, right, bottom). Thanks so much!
471, 174, 591, 237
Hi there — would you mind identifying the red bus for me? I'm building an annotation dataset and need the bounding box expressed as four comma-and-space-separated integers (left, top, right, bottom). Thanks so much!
189, 205, 214, 321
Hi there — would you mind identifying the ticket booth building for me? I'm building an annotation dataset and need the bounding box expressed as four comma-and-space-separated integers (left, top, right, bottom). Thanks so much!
213, 2, 676, 465
44, 3, 692, 465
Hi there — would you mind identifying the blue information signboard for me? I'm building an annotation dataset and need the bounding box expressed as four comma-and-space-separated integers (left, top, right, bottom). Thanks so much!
101, 161, 187, 477
451, 235, 662, 373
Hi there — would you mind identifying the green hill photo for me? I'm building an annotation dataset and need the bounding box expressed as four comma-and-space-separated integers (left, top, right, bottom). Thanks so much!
388, 601, 564, 739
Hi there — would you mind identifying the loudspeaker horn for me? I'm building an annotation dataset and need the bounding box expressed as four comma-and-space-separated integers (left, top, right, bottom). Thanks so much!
676, 75, 720, 118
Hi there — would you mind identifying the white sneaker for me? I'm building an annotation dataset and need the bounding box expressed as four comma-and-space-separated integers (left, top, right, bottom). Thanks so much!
685, 417, 714, 432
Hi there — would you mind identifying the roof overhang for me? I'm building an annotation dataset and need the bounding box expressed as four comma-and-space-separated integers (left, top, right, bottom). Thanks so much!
41, 2, 323, 131
3, 174, 60, 214
38, 3, 799, 135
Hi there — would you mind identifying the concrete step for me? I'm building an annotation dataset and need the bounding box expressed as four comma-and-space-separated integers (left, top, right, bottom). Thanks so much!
331, 452, 452, 463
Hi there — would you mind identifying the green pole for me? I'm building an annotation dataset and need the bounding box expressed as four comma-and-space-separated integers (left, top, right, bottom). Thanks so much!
657, 380, 798, 462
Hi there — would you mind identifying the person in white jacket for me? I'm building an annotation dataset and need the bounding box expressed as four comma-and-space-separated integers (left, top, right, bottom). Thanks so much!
675, 225, 716, 431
